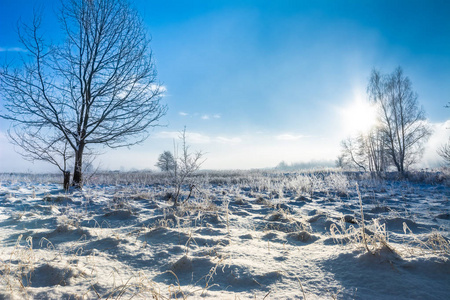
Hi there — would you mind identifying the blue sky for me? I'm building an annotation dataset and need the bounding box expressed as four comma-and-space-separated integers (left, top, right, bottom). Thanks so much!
1, 0, 449, 171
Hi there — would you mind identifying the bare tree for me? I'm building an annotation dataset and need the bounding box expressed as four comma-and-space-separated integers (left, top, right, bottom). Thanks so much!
367, 67, 432, 175
438, 142, 450, 165
155, 150, 175, 172
8, 126, 74, 190
438, 103, 450, 165
340, 137, 367, 171
8, 128, 71, 174
360, 127, 389, 174
168, 127, 205, 206
339, 128, 389, 175
335, 154, 345, 169
0, 0, 167, 187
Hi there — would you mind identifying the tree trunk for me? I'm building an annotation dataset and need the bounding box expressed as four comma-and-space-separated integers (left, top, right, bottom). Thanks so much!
63, 171, 71, 191
72, 143, 85, 188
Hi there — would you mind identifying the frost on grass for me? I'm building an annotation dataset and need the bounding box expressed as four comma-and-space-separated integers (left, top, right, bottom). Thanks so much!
0, 170, 449, 299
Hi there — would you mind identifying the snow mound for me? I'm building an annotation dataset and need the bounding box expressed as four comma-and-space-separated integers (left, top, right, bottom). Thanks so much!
171, 255, 193, 273
43, 195, 73, 204
103, 209, 136, 219
369, 206, 391, 213
30, 263, 80, 287
287, 231, 320, 243
381, 217, 430, 233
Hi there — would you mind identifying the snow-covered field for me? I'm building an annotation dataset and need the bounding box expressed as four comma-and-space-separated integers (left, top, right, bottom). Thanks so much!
0, 171, 449, 299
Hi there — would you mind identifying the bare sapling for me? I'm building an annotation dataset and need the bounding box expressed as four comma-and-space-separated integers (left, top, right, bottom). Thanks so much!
166, 127, 206, 206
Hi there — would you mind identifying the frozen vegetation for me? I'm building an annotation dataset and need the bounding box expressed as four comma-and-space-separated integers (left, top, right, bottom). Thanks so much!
0, 170, 449, 299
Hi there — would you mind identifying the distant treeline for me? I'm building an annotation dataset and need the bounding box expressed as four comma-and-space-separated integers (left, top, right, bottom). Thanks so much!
275, 160, 335, 171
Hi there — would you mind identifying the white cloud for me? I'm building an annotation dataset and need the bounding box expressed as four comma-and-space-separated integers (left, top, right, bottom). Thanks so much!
199, 113, 221, 120
215, 136, 242, 144
179, 112, 188, 116
0, 47, 27, 52
154, 84, 167, 93
276, 133, 306, 141
116, 83, 166, 98
187, 132, 211, 144
154, 131, 211, 144
154, 131, 180, 140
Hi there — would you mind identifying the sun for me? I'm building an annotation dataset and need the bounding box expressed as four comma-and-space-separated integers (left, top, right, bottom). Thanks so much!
340, 97, 378, 135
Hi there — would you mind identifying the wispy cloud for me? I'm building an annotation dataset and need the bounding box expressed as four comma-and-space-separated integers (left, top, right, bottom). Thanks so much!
178, 112, 221, 120
155, 131, 243, 145
157, 85, 167, 93
276, 133, 307, 141
215, 136, 241, 144
0, 47, 27, 52
155, 131, 211, 144
116, 83, 166, 100
201, 113, 221, 120
187, 132, 211, 144
155, 131, 179, 140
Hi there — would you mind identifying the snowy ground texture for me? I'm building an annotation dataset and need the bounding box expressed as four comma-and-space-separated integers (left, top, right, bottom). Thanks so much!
0, 170, 449, 299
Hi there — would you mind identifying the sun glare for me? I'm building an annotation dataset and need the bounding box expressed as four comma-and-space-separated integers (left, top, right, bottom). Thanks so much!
341, 97, 378, 135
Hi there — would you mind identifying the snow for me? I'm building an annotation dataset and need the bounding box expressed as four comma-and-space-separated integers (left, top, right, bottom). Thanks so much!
0, 171, 449, 299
